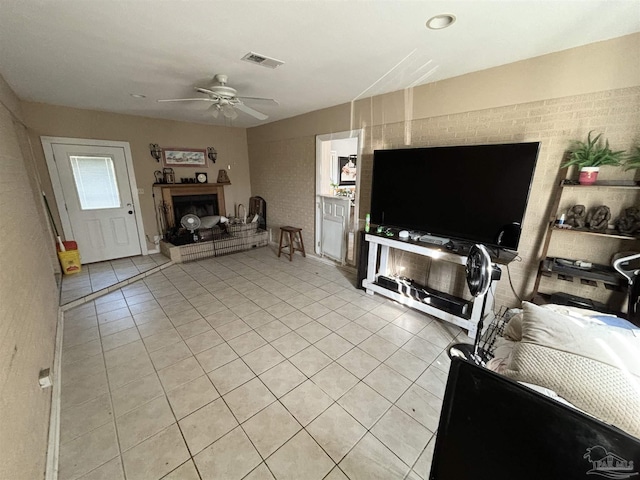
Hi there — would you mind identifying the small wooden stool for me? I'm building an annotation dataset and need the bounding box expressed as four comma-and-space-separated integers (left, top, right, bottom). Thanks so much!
278, 226, 306, 261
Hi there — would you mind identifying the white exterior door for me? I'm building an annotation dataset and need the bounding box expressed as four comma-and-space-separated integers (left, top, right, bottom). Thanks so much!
46, 140, 143, 264
321, 196, 350, 264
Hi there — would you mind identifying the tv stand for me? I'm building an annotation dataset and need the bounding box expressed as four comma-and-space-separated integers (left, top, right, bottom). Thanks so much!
362, 233, 501, 338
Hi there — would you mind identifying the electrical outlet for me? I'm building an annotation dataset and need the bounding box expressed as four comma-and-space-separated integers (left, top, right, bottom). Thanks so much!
138, 188, 144, 195
39, 368, 52, 388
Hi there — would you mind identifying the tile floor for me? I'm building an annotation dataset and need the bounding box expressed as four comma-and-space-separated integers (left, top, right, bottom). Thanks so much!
60, 254, 171, 305
59, 247, 464, 480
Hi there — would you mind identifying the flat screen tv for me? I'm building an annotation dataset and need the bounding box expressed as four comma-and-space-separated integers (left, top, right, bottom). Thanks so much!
370, 142, 540, 250
430, 358, 640, 479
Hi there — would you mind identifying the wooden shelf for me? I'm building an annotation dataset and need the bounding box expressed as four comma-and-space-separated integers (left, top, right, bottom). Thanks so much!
561, 182, 640, 189
152, 182, 231, 187
531, 166, 640, 302
540, 257, 624, 286
551, 226, 640, 240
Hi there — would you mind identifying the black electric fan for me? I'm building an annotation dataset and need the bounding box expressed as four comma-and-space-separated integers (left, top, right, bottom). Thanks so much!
180, 214, 201, 242
448, 244, 502, 365
612, 252, 640, 327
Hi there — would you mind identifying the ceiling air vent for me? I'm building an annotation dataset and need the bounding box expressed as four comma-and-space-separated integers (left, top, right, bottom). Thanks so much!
241, 52, 285, 69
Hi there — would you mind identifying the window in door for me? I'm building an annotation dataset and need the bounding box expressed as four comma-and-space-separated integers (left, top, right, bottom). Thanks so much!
70, 155, 121, 210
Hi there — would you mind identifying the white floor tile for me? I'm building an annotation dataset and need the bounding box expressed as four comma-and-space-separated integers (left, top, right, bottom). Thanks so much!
223, 378, 276, 423
122, 424, 189, 480
59, 250, 449, 480
371, 406, 432, 465
166, 375, 219, 419
242, 401, 301, 457
194, 427, 261, 480
178, 398, 238, 454
307, 403, 366, 462
265, 430, 334, 480
281, 380, 333, 426
339, 432, 410, 480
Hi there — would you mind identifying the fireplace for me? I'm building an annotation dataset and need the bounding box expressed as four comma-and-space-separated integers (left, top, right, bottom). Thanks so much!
159, 184, 227, 230
172, 194, 219, 226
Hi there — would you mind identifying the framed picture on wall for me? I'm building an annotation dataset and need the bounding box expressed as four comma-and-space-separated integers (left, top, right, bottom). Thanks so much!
338, 155, 356, 185
163, 148, 207, 167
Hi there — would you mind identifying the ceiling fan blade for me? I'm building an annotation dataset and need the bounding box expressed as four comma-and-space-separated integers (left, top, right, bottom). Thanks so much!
195, 87, 219, 96
195, 87, 224, 100
237, 96, 279, 105
234, 103, 268, 120
157, 98, 216, 103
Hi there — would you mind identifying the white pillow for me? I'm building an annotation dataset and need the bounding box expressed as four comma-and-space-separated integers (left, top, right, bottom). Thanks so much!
200, 216, 221, 228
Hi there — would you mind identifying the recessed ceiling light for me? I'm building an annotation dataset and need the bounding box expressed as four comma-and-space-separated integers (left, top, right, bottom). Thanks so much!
426, 14, 456, 30
130, 93, 146, 98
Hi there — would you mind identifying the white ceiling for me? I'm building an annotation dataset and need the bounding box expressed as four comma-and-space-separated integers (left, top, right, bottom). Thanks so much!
0, 1, 638, 128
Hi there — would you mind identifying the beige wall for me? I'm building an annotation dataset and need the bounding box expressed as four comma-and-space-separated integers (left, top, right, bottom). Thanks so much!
22, 103, 253, 250
0, 75, 59, 479
247, 33, 640, 310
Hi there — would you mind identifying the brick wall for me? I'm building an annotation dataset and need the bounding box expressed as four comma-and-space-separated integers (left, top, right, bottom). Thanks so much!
248, 137, 317, 250
0, 78, 60, 479
365, 87, 640, 310
249, 86, 640, 311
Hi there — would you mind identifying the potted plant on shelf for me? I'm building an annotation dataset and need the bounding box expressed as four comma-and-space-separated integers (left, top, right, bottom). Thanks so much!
561, 131, 625, 185
623, 145, 640, 172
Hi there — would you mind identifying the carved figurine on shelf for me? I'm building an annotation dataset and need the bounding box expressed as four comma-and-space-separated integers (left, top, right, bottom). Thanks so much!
586, 205, 611, 231
163, 168, 175, 184
217, 169, 230, 183
615, 207, 640, 235
565, 204, 587, 228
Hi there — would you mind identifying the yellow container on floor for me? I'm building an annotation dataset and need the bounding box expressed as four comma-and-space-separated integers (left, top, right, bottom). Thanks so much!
58, 249, 81, 275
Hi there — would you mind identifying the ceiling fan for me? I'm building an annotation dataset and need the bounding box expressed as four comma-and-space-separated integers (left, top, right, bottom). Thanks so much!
158, 74, 277, 121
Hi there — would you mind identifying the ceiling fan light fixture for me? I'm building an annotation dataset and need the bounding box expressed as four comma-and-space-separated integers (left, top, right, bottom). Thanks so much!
160, 74, 273, 121
208, 103, 222, 118
222, 104, 238, 119
426, 14, 456, 30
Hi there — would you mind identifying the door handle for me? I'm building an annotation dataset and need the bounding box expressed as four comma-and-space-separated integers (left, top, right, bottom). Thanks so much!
127, 203, 133, 215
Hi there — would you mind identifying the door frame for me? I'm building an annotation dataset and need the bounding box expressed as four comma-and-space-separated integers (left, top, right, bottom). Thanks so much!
314, 129, 363, 259
41, 136, 148, 258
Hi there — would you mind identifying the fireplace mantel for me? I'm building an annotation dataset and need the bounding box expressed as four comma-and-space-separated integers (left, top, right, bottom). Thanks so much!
153, 182, 231, 189
155, 183, 230, 229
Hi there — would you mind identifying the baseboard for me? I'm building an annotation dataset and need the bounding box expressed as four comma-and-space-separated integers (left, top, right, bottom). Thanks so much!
45, 308, 64, 480
147, 247, 160, 254
268, 240, 356, 272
